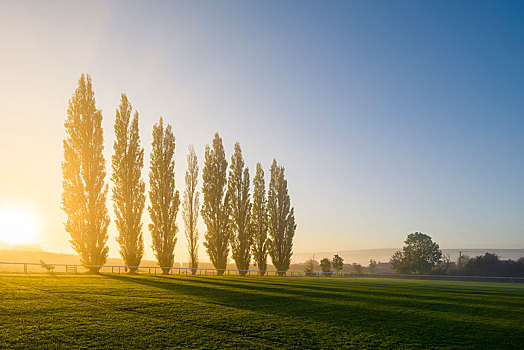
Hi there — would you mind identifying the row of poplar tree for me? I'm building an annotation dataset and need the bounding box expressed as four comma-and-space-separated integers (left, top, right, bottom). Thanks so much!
61, 74, 296, 276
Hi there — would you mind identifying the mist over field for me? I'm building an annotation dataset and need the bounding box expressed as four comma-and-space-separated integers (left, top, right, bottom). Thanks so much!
2, 247, 523, 267
1, 1, 523, 349
293, 249, 524, 265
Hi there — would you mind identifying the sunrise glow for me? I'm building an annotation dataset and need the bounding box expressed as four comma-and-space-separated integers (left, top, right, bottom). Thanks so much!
0, 206, 38, 245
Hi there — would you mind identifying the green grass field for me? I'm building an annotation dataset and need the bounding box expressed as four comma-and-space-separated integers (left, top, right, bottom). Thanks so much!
1, 274, 523, 349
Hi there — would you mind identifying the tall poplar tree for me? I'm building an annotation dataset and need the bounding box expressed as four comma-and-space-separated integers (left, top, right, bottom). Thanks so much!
251, 162, 269, 276
62, 74, 110, 273
148, 117, 180, 274
228, 143, 252, 276
201, 133, 230, 275
111, 94, 145, 274
267, 159, 296, 276
182, 145, 200, 275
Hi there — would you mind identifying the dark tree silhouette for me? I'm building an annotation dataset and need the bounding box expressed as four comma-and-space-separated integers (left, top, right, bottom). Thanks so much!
390, 232, 442, 274
332, 254, 344, 272
62, 74, 110, 273
320, 258, 332, 275
390, 250, 406, 273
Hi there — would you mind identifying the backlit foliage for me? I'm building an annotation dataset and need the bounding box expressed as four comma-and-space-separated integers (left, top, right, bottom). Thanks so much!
61, 74, 109, 272
148, 118, 180, 274
182, 145, 200, 274
228, 143, 252, 276
201, 133, 230, 275
267, 159, 296, 275
251, 163, 269, 275
111, 94, 145, 273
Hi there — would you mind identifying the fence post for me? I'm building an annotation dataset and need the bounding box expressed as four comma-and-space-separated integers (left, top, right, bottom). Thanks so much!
24, 263, 27, 274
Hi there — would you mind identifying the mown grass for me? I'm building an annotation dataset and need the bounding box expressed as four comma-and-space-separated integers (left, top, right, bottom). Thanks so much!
0, 274, 523, 349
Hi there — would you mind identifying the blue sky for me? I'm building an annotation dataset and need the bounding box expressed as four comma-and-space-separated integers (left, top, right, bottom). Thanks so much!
0, 1, 522, 259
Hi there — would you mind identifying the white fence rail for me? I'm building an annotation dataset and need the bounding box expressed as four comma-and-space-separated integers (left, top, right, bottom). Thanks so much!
0, 261, 523, 283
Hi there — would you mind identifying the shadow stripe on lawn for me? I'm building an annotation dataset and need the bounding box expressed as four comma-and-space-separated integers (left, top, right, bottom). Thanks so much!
149, 275, 524, 321
105, 275, 524, 349
0, 276, 312, 349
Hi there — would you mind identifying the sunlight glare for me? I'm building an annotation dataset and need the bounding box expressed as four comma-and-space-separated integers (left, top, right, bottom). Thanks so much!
0, 206, 38, 245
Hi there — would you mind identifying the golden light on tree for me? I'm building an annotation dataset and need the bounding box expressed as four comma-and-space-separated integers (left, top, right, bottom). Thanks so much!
228, 142, 252, 276
61, 74, 110, 273
148, 117, 180, 274
201, 133, 230, 276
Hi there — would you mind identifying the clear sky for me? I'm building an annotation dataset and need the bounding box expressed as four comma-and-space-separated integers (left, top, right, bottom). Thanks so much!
0, 1, 523, 262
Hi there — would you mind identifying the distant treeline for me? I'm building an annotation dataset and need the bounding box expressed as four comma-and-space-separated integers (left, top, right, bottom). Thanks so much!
61, 74, 296, 275
435, 253, 524, 277
387, 232, 523, 277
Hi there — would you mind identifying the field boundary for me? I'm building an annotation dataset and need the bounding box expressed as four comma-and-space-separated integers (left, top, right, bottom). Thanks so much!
1, 261, 523, 283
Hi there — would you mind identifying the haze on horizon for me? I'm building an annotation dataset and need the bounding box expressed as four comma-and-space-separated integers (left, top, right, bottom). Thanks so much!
0, 1, 523, 262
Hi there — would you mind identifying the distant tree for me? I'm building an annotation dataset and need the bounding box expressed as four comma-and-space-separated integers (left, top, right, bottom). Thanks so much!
332, 254, 344, 272
304, 258, 318, 276
457, 253, 470, 272
390, 232, 442, 274
111, 94, 145, 274
251, 163, 269, 276
228, 143, 252, 276
390, 250, 407, 273
368, 259, 378, 273
436, 253, 452, 274
268, 159, 296, 276
320, 258, 332, 275
148, 118, 180, 274
182, 145, 200, 275
457, 253, 524, 277
62, 74, 110, 273
352, 263, 363, 273
465, 253, 500, 276
202, 133, 230, 276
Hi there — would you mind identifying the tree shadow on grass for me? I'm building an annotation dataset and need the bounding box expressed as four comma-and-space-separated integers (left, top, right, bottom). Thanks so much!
105, 274, 524, 349
148, 275, 524, 322
217, 276, 524, 302
183, 276, 524, 310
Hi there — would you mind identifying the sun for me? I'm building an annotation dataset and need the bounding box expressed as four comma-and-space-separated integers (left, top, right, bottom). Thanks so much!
0, 206, 38, 245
